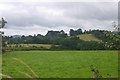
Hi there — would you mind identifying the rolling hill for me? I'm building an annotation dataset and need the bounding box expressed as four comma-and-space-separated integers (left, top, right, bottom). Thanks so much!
77, 34, 102, 42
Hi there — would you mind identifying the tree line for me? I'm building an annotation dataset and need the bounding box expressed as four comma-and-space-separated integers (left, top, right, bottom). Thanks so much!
2, 28, 120, 52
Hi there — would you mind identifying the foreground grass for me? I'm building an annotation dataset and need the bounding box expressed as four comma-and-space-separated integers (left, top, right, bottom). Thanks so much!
2, 51, 118, 78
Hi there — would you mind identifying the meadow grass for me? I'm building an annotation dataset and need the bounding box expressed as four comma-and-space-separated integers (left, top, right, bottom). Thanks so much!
2, 50, 118, 78
8, 44, 52, 49
77, 34, 102, 42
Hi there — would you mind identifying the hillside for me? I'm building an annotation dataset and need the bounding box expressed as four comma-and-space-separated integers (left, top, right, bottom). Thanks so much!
77, 34, 102, 42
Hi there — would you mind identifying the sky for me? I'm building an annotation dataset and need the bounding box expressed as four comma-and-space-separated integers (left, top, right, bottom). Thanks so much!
0, 0, 118, 36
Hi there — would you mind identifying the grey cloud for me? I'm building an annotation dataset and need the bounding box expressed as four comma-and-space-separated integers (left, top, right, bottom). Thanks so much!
63, 2, 117, 20
0, 2, 118, 35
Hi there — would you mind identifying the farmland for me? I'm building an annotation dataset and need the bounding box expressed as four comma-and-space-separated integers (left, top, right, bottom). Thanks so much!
77, 34, 102, 42
7, 44, 52, 49
2, 50, 118, 78
8, 44, 52, 48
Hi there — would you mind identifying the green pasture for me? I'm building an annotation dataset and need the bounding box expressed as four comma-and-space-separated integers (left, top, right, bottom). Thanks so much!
7, 44, 52, 49
2, 51, 118, 78
77, 34, 102, 42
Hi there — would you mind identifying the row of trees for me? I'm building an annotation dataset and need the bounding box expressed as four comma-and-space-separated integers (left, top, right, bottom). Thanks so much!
51, 36, 105, 50
2, 29, 120, 51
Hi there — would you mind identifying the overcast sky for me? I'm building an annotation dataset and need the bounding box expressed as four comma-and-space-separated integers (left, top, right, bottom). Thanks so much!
0, 0, 118, 36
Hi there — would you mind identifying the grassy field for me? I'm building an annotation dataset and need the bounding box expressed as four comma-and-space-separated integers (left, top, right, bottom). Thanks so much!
77, 34, 102, 42
7, 44, 52, 49
2, 51, 118, 78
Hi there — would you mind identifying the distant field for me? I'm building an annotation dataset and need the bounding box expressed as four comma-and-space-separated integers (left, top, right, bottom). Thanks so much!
8, 44, 51, 48
2, 51, 118, 78
77, 34, 102, 42
7, 44, 52, 49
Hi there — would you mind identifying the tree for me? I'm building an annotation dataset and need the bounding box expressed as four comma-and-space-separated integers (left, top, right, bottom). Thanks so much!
69, 28, 83, 36
76, 28, 82, 34
112, 21, 119, 33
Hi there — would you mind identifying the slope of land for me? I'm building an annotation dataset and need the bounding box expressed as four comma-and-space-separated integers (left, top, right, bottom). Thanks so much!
77, 34, 102, 42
